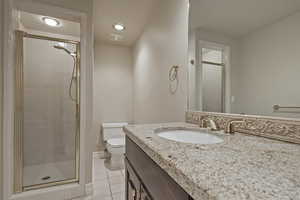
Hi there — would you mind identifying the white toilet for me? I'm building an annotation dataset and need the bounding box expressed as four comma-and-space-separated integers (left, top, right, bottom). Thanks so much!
102, 122, 127, 170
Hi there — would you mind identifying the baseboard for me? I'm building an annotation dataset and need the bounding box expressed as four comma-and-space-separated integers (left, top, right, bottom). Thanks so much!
85, 183, 93, 197
93, 151, 105, 159
71, 183, 93, 200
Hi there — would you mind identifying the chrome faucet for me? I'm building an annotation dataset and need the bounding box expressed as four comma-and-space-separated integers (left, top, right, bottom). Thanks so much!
200, 116, 219, 131
224, 119, 244, 134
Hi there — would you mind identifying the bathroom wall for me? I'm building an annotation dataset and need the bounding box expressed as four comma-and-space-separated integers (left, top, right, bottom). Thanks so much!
0, 0, 4, 196
93, 43, 133, 150
132, 0, 189, 123
21, 0, 92, 14
236, 11, 300, 118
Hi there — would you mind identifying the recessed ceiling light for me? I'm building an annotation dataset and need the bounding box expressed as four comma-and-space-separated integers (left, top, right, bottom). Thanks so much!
42, 17, 60, 27
113, 23, 125, 31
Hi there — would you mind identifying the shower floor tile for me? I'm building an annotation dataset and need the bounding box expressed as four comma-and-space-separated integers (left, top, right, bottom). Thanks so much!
23, 157, 125, 200
23, 160, 75, 186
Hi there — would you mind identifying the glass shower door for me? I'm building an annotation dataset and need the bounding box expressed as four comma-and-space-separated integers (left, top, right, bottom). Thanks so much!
14, 31, 80, 191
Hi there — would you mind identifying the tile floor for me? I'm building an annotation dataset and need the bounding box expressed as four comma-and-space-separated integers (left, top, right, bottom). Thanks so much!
92, 157, 125, 200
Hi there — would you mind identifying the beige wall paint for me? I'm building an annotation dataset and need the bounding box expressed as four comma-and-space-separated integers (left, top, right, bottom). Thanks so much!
132, 0, 189, 123
236, 11, 300, 118
29, 0, 92, 14
93, 43, 133, 150
0, 0, 3, 196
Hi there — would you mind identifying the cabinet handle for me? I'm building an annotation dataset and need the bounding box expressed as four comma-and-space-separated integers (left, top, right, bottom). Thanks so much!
128, 179, 136, 200
140, 186, 151, 200
132, 190, 136, 198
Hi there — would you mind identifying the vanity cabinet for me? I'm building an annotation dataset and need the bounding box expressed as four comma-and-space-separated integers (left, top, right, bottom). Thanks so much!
126, 161, 140, 200
140, 184, 152, 200
125, 137, 194, 200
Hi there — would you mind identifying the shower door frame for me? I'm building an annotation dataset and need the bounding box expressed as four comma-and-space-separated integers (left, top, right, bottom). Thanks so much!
14, 31, 81, 192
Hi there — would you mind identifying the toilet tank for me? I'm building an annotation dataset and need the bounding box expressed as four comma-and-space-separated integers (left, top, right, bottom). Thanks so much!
102, 122, 128, 142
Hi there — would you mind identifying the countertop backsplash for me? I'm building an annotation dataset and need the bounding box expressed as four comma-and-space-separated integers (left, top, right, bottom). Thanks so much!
186, 111, 300, 145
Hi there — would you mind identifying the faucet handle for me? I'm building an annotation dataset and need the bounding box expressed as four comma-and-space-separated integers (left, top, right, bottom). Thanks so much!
208, 119, 218, 131
225, 118, 245, 134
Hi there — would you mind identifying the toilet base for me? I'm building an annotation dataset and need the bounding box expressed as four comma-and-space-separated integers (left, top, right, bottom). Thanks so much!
104, 153, 124, 171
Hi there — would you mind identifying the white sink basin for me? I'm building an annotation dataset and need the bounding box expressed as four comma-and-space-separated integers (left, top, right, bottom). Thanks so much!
157, 129, 223, 144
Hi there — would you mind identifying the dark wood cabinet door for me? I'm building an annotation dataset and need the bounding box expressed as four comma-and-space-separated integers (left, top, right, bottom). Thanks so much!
140, 184, 153, 200
126, 159, 141, 200
127, 179, 137, 200
126, 137, 192, 200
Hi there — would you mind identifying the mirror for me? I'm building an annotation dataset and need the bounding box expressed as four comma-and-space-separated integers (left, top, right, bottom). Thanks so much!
188, 0, 300, 119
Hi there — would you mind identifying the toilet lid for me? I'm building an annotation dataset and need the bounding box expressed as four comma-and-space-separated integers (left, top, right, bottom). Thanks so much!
107, 138, 125, 147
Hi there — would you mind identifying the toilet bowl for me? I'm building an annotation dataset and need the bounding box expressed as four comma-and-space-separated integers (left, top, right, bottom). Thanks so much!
106, 137, 125, 169
102, 123, 127, 170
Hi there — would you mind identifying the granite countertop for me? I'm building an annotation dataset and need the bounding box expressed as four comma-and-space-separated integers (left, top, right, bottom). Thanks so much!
123, 122, 300, 200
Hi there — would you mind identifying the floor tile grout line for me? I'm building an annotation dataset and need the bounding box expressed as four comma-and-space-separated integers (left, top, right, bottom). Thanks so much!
92, 158, 125, 200
106, 168, 114, 200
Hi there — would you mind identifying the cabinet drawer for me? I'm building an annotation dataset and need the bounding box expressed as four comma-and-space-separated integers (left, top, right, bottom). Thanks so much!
126, 137, 191, 200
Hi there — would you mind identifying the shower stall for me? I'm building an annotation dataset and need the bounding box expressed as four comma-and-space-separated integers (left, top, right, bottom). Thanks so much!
14, 31, 80, 192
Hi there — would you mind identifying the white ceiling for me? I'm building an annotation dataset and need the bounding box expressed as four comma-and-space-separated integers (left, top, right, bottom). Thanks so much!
190, 0, 300, 38
20, 11, 80, 37
93, 0, 158, 46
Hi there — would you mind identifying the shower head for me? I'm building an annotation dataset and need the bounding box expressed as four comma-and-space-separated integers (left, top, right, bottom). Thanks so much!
53, 45, 76, 57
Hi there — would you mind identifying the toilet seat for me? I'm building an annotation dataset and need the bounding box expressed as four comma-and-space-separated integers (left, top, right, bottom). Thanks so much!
107, 137, 125, 148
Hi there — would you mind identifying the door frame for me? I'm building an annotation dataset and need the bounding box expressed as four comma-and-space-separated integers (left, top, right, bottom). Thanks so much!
197, 40, 231, 113
2, 1, 93, 199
